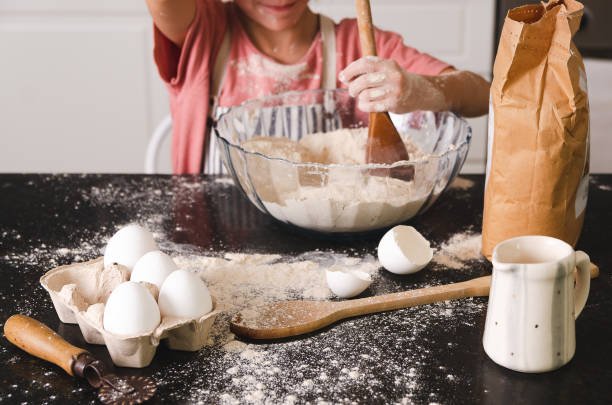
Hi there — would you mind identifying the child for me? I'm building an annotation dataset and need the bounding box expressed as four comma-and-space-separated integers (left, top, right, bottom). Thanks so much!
146, 0, 490, 174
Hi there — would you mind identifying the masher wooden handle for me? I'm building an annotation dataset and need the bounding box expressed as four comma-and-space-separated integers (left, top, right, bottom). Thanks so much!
356, 0, 377, 56
4, 314, 88, 376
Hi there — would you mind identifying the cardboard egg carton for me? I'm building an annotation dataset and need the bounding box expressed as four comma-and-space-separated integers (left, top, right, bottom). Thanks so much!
40, 257, 219, 368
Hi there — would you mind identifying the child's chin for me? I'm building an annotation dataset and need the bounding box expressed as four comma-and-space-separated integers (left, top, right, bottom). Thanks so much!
260, 19, 300, 32
250, 3, 307, 29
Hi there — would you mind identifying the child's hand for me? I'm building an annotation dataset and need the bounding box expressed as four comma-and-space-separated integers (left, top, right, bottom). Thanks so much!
339, 56, 490, 117
339, 56, 448, 114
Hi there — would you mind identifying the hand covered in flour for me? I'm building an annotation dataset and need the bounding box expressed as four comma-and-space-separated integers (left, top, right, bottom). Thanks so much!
339, 56, 450, 114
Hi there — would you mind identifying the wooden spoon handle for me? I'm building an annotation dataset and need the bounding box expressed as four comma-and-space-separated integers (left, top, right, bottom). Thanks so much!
589, 262, 599, 278
4, 314, 88, 376
356, 0, 377, 56
337, 275, 492, 318
336, 262, 601, 319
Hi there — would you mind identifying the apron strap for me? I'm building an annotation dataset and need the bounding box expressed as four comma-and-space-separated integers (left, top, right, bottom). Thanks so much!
211, 26, 231, 113
203, 28, 230, 173
319, 14, 337, 90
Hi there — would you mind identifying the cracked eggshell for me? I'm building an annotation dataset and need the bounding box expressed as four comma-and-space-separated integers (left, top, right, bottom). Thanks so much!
378, 225, 433, 274
40, 258, 129, 323
103, 281, 161, 336
130, 250, 177, 290
326, 266, 372, 298
103, 224, 157, 274
158, 270, 213, 319
85, 302, 105, 328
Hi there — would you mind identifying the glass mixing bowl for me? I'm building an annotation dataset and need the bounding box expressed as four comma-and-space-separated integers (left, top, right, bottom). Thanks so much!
214, 89, 471, 235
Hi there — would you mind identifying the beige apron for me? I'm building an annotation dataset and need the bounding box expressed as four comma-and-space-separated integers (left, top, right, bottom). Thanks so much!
203, 14, 337, 174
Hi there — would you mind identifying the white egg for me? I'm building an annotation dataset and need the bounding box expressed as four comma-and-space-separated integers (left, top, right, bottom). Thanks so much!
378, 225, 433, 274
326, 266, 373, 298
130, 251, 178, 290
103, 281, 161, 336
103, 224, 157, 274
158, 270, 213, 319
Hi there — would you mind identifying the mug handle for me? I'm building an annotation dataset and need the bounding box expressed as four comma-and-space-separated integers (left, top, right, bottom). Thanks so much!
574, 251, 591, 319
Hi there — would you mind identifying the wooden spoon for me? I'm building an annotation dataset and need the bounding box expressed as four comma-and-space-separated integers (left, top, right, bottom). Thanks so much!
230, 263, 600, 340
355, 0, 411, 176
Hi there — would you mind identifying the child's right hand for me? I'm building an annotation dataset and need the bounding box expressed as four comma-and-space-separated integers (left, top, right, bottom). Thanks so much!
339, 56, 490, 118
339, 56, 449, 114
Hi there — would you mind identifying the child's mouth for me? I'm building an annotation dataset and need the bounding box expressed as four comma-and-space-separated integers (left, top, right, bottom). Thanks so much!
259, 1, 298, 14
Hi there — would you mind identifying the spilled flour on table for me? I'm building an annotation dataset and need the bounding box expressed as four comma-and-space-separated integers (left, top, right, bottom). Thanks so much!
590, 176, 612, 192
184, 252, 381, 334
161, 295, 486, 405
433, 232, 483, 269
175, 251, 381, 354
175, 252, 379, 316
0, 175, 489, 404
214, 177, 236, 186
448, 176, 475, 190
162, 251, 485, 404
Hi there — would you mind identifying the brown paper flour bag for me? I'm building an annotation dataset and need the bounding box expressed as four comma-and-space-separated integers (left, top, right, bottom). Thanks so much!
482, 0, 590, 259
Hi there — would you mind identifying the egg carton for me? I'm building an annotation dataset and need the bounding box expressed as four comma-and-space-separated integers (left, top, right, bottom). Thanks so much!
40, 257, 219, 368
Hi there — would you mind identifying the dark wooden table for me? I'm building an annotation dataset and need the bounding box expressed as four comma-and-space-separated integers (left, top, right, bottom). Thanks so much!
0, 174, 610, 405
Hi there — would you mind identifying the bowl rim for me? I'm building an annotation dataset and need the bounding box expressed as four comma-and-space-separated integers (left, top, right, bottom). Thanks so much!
213, 88, 472, 169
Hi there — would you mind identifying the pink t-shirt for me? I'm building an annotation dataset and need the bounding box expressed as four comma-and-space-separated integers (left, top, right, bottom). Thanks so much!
154, 1, 451, 174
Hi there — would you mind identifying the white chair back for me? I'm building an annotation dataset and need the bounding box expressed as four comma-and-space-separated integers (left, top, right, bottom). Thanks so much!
144, 114, 172, 174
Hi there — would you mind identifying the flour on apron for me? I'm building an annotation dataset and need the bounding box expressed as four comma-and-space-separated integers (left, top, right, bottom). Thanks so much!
203, 14, 337, 175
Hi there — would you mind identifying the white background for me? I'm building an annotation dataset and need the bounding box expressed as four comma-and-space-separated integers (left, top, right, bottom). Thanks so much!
0, 0, 609, 174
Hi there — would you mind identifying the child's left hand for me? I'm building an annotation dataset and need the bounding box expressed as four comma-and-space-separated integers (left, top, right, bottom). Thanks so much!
339, 56, 448, 114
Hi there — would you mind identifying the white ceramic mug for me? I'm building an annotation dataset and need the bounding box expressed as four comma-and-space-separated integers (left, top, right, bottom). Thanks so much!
482, 235, 590, 373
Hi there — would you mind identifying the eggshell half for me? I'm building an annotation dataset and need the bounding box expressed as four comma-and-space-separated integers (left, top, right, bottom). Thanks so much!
326, 266, 373, 298
378, 225, 433, 274
131, 250, 178, 290
158, 270, 213, 319
103, 224, 157, 273
103, 281, 161, 336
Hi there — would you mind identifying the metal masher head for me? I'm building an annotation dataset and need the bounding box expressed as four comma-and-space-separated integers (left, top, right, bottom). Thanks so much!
97, 375, 157, 405
75, 354, 157, 404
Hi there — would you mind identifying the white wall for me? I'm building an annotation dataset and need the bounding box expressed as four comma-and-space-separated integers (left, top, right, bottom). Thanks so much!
584, 58, 612, 174
0, 0, 496, 174
2, 1, 607, 174
0, 0, 170, 173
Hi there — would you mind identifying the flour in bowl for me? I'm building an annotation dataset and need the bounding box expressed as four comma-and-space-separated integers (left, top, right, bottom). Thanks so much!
298, 127, 428, 164
240, 136, 316, 163
240, 127, 435, 232
262, 175, 428, 232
